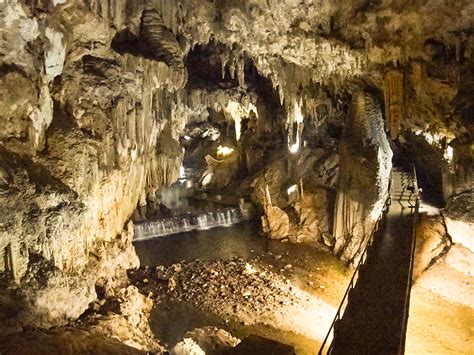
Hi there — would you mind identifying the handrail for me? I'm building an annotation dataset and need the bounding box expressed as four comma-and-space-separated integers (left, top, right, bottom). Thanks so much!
318, 178, 392, 355
398, 165, 420, 354
318, 167, 420, 355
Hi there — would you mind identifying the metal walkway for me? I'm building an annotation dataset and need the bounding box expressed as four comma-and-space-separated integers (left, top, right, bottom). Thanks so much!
320, 168, 420, 354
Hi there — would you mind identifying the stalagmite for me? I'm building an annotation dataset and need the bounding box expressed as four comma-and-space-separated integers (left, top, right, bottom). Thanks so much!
383, 70, 404, 140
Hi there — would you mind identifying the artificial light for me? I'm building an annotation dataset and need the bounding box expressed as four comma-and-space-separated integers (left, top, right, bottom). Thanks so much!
287, 184, 298, 195
217, 145, 235, 157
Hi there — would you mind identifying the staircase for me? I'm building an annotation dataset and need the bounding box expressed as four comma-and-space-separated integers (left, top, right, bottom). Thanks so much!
320, 168, 420, 354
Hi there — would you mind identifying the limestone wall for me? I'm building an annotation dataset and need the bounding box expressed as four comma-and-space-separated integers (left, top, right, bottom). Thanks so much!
0, 0, 185, 328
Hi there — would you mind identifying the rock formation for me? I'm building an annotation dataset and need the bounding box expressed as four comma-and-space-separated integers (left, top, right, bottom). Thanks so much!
0, 0, 186, 330
139, 7, 184, 69
251, 148, 336, 243
412, 215, 451, 280
0, 0, 473, 352
384, 70, 404, 140
333, 92, 392, 264
444, 191, 474, 252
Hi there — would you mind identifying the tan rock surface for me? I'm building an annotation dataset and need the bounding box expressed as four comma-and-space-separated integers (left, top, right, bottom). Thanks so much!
413, 214, 451, 280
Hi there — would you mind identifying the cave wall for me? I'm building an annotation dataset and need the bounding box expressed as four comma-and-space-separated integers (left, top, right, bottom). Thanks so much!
0, 0, 186, 328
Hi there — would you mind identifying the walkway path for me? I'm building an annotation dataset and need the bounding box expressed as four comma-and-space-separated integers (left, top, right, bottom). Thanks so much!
330, 168, 419, 354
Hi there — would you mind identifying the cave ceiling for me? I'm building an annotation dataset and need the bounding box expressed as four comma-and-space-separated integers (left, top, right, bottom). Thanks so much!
2, 0, 474, 140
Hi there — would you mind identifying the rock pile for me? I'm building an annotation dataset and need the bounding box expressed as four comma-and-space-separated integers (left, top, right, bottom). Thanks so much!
130, 259, 301, 321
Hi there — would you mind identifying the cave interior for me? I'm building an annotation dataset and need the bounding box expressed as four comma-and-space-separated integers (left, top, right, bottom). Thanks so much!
0, 1, 473, 354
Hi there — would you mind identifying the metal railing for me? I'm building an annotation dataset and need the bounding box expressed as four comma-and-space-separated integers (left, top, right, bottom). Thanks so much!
318, 167, 420, 355
318, 184, 392, 354
398, 166, 420, 354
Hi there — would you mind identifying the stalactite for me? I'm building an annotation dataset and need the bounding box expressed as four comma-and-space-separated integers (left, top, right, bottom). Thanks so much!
156, 0, 180, 35
455, 38, 461, 62
411, 61, 424, 97
140, 7, 184, 69
237, 55, 245, 87
220, 54, 228, 79
229, 61, 236, 79
383, 70, 403, 140
278, 85, 285, 105
287, 98, 304, 152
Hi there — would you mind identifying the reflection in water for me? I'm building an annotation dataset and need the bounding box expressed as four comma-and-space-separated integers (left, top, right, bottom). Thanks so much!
133, 221, 347, 291
134, 207, 245, 240
134, 221, 341, 268
134, 221, 269, 265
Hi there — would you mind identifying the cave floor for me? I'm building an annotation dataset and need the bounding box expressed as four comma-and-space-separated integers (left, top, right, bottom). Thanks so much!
132, 219, 474, 354
132, 221, 352, 354
406, 259, 474, 355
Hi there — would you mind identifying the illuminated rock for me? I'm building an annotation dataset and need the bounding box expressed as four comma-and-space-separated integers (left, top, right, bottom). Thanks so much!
412, 215, 451, 281
333, 92, 392, 264
444, 191, 474, 252
383, 70, 404, 140
0, 0, 472, 350
261, 204, 290, 240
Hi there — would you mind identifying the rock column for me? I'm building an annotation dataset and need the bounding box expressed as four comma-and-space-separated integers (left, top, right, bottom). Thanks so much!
333, 92, 392, 264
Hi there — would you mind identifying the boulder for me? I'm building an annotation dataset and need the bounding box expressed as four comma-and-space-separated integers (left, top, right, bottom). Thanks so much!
444, 191, 474, 252
413, 215, 451, 280
261, 204, 290, 240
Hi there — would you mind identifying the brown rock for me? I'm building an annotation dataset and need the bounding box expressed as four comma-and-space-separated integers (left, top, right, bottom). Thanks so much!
413, 215, 451, 280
